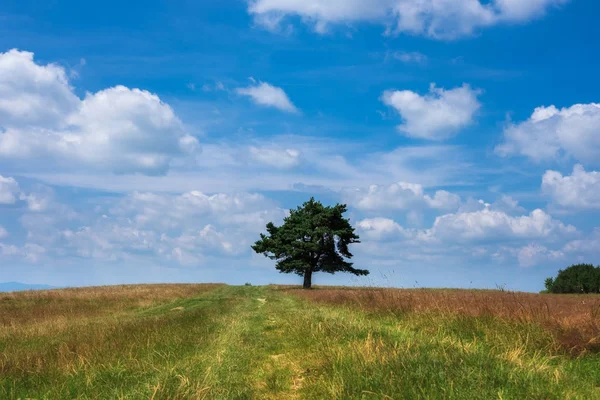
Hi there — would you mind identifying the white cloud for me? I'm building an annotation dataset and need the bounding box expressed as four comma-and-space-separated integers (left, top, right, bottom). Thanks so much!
107, 191, 284, 263
20, 139, 471, 196
236, 82, 299, 113
22, 243, 46, 263
494, 0, 567, 20
496, 103, 600, 164
0, 49, 79, 129
343, 181, 460, 211
430, 208, 576, 242
563, 228, 600, 255
389, 51, 427, 64
249, 146, 301, 168
425, 190, 462, 210
357, 218, 409, 241
489, 195, 526, 216
202, 81, 226, 92
456, 196, 525, 216
354, 202, 578, 268
170, 225, 234, 255
3, 187, 287, 266
542, 164, 600, 209
358, 205, 575, 246
516, 243, 563, 267
0, 175, 20, 204
0, 226, 7, 239
381, 84, 481, 140
19, 201, 78, 249
61, 222, 236, 265
70, 225, 207, 264
19, 189, 52, 212
0, 49, 200, 175
0, 242, 46, 262
113, 190, 283, 231
248, 0, 568, 39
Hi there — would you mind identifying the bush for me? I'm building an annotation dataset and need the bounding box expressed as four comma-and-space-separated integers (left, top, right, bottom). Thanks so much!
545, 264, 600, 294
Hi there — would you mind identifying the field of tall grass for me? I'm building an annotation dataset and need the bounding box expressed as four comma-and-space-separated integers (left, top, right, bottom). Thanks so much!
1, 284, 599, 399
286, 286, 600, 354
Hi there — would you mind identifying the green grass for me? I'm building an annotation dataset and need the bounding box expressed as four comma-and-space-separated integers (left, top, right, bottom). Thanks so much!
1, 285, 599, 399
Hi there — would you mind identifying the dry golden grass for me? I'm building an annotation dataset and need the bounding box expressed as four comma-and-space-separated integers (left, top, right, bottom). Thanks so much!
0, 284, 224, 379
283, 287, 600, 353
0, 283, 223, 326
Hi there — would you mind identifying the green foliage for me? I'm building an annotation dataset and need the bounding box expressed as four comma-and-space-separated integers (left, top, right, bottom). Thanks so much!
545, 263, 600, 294
252, 197, 367, 288
544, 277, 555, 292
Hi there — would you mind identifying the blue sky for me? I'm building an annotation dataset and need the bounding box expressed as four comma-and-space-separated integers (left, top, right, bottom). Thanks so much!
1, 0, 599, 292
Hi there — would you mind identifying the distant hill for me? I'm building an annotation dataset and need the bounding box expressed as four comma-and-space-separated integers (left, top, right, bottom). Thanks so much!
0, 282, 56, 292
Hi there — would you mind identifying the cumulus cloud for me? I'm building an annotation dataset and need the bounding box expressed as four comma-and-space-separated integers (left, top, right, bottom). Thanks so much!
494, 0, 568, 20
488, 195, 526, 216
495, 103, 600, 164
19, 185, 54, 212
381, 84, 481, 140
249, 146, 301, 168
357, 217, 409, 241
0, 49, 79, 128
118, 191, 282, 262
516, 243, 563, 267
3, 187, 287, 266
0, 241, 36, 260
0, 175, 20, 204
355, 202, 577, 267
3, 195, 78, 263
358, 205, 575, 245
236, 82, 299, 113
0, 176, 62, 213
56, 190, 288, 264
167, 225, 235, 257
515, 228, 600, 267
248, 0, 568, 39
457, 196, 525, 216
429, 208, 576, 242
113, 190, 284, 231
542, 165, 600, 209
563, 228, 600, 255
61, 222, 235, 265
343, 181, 460, 211
0, 49, 199, 175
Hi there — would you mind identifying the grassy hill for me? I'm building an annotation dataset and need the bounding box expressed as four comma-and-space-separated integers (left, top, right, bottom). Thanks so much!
1, 284, 599, 399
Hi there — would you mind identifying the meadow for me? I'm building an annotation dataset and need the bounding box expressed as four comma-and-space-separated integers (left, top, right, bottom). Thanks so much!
1, 284, 599, 399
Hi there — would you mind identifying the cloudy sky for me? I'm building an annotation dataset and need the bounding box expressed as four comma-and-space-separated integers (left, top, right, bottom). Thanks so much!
1, 0, 599, 291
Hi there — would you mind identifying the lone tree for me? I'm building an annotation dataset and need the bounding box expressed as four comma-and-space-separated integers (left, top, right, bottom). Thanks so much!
252, 197, 368, 289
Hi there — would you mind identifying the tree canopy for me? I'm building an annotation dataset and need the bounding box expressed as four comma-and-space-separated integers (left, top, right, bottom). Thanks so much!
545, 263, 600, 294
252, 197, 368, 289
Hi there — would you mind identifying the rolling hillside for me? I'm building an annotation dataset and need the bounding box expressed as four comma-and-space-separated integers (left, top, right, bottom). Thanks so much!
1, 284, 599, 399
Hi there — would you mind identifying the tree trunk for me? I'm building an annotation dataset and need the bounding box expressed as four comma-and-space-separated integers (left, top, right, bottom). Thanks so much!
303, 269, 313, 289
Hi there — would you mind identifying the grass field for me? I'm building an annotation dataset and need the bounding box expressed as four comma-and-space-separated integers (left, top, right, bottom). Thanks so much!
1, 284, 599, 399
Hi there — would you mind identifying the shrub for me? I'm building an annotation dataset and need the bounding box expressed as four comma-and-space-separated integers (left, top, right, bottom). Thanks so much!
545, 264, 600, 294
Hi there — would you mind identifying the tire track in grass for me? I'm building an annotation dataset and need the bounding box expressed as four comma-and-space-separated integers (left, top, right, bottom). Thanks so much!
200, 286, 311, 399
